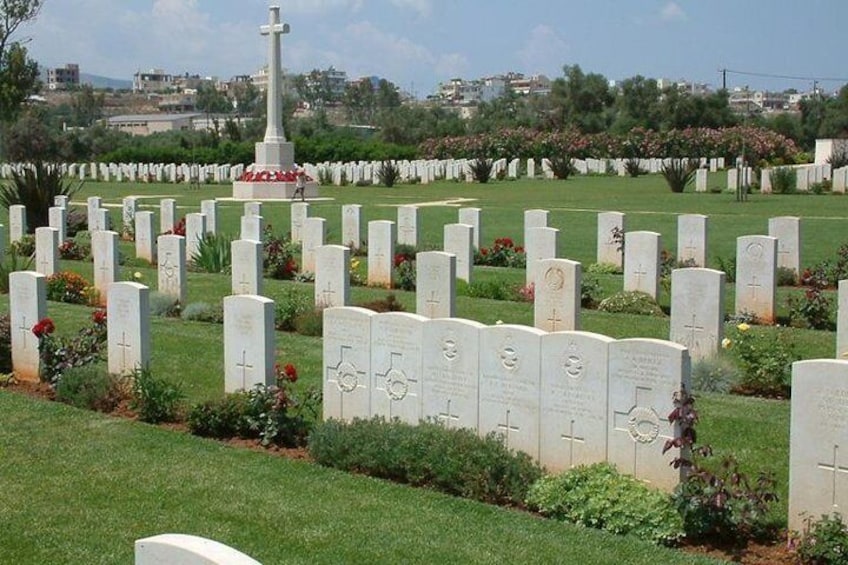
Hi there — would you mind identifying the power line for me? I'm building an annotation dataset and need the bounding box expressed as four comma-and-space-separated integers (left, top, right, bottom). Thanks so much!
721, 68, 848, 84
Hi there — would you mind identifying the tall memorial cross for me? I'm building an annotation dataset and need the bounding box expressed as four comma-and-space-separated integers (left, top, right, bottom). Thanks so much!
260, 6, 290, 144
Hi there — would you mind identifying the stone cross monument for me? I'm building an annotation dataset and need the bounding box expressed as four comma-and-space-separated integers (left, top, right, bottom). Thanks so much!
232, 5, 319, 200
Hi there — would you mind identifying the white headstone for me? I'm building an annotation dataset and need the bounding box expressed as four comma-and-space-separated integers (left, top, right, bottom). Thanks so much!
244, 201, 263, 217
768, 216, 801, 275
87, 196, 101, 231
107, 282, 150, 376
443, 224, 473, 283
122, 197, 138, 238
415, 251, 456, 319
670, 268, 725, 360
48, 206, 66, 243
597, 211, 625, 268
290, 202, 309, 244
458, 207, 481, 250
9, 271, 46, 382
760, 169, 772, 194
341, 204, 362, 250
315, 245, 350, 308
523, 209, 548, 247
135, 212, 157, 263
135, 534, 262, 565
788, 360, 848, 532
9, 204, 26, 243
157, 235, 186, 305
231, 240, 264, 296
323, 307, 374, 421
539, 331, 613, 472
397, 205, 421, 248
367, 220, 395, 288
735, 235, 777, 323
240, 215, 265, 242
839, 280, 848, 360
92, 230, 119, 305
301, 217, 326, 274
525, 226, 558, 285
160, 199, 176, 234
534, 258, 580, 332
623, 231, 661, 299
421, 317, 484, 430
185, 213, 206, 263
695, 169, 708, 193
608, 338, 690, 491
371, 312, 427, 424
479, 324, 545, 459
223, 295, 275, 393
34, 227, 59, 276
677, 214, 708, 267
53, 195, 68, 209
200, 200, 218, 234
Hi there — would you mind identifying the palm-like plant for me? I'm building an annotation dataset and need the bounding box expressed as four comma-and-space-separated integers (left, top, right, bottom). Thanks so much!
661, 159, 699, 193
0, 162, 83, 233
469, 157, 493, 183
377, 160, 400, 187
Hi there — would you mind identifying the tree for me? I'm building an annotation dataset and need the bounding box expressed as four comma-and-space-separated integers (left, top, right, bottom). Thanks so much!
611, 75, 661, 133
231, 81, 261, 117
195, 82, 231, 115
0, 0, 43, 123
343, 79, 375, 124
70, 84, 104, 127
547, 65, 613, 132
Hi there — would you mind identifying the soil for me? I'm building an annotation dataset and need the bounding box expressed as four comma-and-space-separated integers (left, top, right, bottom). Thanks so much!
2, 381, 801, 564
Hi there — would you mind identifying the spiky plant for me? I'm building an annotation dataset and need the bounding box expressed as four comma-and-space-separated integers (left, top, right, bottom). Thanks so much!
549, 155, 577, 180
377, 160, 400, 188
191, 233, 232, 273
661, 159, 699, 193
0, 162, 83, 232
469, 157, 493, 183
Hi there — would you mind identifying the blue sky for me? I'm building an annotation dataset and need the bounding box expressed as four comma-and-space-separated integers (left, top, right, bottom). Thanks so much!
20, 0, 848, 96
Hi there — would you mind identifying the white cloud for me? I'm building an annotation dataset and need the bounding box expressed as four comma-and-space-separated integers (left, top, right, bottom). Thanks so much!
435, 53, 469, 79
389, 0, 432, 18
659, 2, 687, 22
283, 0, 364, 14
517, 25, 568, 76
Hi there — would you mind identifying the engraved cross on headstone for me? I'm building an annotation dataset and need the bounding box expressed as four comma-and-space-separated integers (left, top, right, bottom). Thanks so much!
818, 444, 848, 508
632, 263, 648, 286
683, 239, 698, 261
497, 409, 520, 448
321, 281, 335, 307
160, 252, 176, 281
684, 313, 705, 349
236, 349, 254, 390
17, 316, 29, 350
547, 308, 563, 331
560, 419, 585, 469
116, 331, 132, 370
747, 275, 762, 300
426, 291, 440, 318
238, 271, 252, 294
438, 399, 460, 429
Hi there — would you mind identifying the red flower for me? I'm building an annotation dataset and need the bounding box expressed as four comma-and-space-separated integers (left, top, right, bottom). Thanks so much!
92, 309, 107, 325
283, 363, 298, 382
32, 318, 55, 338
394, 254, 407, 267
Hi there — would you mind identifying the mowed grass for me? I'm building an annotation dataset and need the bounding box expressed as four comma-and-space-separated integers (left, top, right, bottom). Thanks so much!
1, 173, 840, 561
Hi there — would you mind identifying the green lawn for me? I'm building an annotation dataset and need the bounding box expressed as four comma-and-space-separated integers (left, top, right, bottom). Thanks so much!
3, 173, 841, 562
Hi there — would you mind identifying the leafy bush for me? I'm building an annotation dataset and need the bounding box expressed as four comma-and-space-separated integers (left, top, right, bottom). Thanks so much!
586, 262, 621, 275
58, 238, 90, 261
581, 275, 603, 308
724, 323, 798, 398
526, 463, 684, 546
469, 157, 493, 183
35, 311, 108, 386
188, 363, 318, 447
10, 234, 35, 257
690, 355, 740, 393
181, 302, 223, 324
788, 266, 834, 330
293, 309, 323, 337
377, 160, 400, 187
598, 291, 664, 316
828, 148, 848, 169
66, 208, 87, 237
714, 255, 736, 283
0, 248, 34, 293
796, 513, 848, 564
393, 256, 416, 291
776, 266, 798, 287
624, 158, 646, 177
274, 287, 312, 331
191, 232, 232, 273
263, 228, 299, 280
308, 417, 542, 506
55, 365, 126, 412
474, 237, 526, 268
46, 271, 91, 304
549, 155, 576, 180
668, 389, 779, 541
356, 294, 406, 313
149, 292, 181, 317
0, 315, 11, 373
0, 162, 83, 231
461, 279, 520, 301
769, 166, 796, 194
129, 368, 184, 424
661, 159, 698, 193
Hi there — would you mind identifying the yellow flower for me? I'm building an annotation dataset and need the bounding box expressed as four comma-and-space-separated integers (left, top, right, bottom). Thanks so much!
721, 338, 732, 349
350, 259, 360, 270
736, 322, 750, 332
133, 271, 143, 280
495, 320, 504, 325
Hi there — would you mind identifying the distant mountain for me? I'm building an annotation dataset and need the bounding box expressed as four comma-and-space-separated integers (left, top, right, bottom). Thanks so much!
79, 73, 132, 90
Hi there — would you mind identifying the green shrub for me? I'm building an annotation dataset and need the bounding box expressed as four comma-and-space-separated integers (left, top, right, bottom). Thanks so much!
10, 234, 35, 257
308, 417, 542, 506
356, 294, 406, 313
725, 323, 797, 398
66, 208, 87, 237
714, 255, 736, 282
0, 247, 34, 293
181, 302, 223, 323
58, 238, 89, 261
0, 161, 83, 231
45, 271, 90, 305
549, 155, 576, 180
129, 368, 184, 424
377, 160, 400, 187
797, 514, 848, 564
690, 355, 740, 393
661, 159, 698, 193
598, 291, 664, 316
293, 309, 323, 336
393, 257, 416, 291
828, 148, 848, 169
474, 237, 526, 268
586, 262, 621, 275
526, 463, 684, 546
0, 315, 11, 373
624, 158, 646, 177
149, 292, 181, 317
462, 279, 520, 301
274, 286, 311, 331
187, 393, 251, 438
469, 157, 493, 183
770, 167, 796, 194
263, 229, 299, 280
55, 365, 126, 412
776, 266, 798, 286
191, 233, 232, 273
